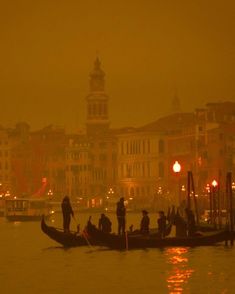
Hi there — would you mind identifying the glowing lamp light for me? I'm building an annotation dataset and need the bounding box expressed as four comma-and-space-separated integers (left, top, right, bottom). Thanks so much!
173, 161, 181, 173
232, 182, 235, 191
205, 184, 210, 193
42, 177, 47, 184
211, 180, 218, 188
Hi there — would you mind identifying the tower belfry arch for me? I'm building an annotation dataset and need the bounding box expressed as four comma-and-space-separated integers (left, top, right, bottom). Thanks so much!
86, 58, 110, 135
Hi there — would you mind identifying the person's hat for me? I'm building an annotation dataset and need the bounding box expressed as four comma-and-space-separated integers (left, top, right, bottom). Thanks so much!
142, 210, 148, 214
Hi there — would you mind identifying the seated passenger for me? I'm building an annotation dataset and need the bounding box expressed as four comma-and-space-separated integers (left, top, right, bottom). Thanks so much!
174, 213, 187, 237
158, 211, 167, 238
140, 210, 150, 235
98, 213, 112, 233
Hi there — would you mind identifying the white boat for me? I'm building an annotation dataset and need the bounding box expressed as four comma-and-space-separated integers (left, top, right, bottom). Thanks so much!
5, 198, 54, 221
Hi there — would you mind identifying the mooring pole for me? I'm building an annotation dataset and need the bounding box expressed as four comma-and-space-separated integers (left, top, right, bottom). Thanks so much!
227, 172, 234, 246
218, 170, 222, 229
212, 185, 217, 229
187, 171, 191, 211
209, 187, 213, 225
190, 171, 199, 224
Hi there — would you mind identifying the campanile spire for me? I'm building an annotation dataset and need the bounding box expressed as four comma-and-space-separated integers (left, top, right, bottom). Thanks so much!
89, 57, 105, 92
86, 58, 110, 135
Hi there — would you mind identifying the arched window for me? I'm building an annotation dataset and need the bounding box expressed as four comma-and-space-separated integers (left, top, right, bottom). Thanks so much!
158, 140, 165, 154
159, 162, 164, 178
130, 187, 134, 197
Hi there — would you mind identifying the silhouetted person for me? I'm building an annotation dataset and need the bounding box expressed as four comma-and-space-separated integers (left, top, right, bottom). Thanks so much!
185, 208, 196, 237
174, 212, 187, 237
129, 224, 134, 233
116, 197, 126, 235
98, 213, 112, 233
140, 210, 150, 235
158, 211, 167, 238
61, 196, 74, 233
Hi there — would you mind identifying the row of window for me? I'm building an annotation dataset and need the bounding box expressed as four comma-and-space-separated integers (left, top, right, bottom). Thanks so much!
0, 141, 8, 145
119, 162, 151, 178
88, 103, 108, 117
0, 162, 10, 170
120, 186, 152, 198
120, 139, 165, 155
67, 153, 117, 162
119, 162, 164, 178
0, 150, 9, 157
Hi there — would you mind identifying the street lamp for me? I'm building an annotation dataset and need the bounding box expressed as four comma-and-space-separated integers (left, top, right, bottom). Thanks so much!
173, 161, 181, 205
47, 189, 53, 200
211, 179, 218, 228
212, 180, 218, 188
232, 182, 235, 191
105, 188, 114, 210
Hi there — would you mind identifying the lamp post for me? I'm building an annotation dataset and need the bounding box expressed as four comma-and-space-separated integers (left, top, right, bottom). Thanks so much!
173, 161, 181, 206
106, 188, 114, 210
211, 179, 218, 228
47, 189, 53, 200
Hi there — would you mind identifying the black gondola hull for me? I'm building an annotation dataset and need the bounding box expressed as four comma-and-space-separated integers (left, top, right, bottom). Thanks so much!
87, 223, 230, 250
41, 217, 95, 247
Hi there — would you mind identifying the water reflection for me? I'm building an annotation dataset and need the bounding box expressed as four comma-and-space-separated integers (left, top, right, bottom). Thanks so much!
165, 247, 194, 293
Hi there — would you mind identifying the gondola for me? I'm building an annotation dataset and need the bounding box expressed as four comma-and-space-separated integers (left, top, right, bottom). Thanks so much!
86, 221, 230, 250
41, 216, 97, 247
41, 216, 172, 248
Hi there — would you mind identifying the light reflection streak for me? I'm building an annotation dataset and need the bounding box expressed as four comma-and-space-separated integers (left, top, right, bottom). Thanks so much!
165, 247, 194, 294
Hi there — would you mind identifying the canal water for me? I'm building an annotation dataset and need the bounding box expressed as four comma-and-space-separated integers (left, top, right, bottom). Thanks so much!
0, 212, 235, 294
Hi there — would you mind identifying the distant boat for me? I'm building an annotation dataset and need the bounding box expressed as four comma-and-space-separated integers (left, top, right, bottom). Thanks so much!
5, 198, 54, 221
86, 221, 230, 250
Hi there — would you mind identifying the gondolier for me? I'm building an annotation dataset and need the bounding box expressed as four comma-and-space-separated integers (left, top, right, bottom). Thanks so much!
61, 196, 74, 233
116, 197, 126, 235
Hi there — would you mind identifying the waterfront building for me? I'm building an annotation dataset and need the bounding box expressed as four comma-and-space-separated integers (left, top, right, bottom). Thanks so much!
2, 59, 235, 211
65, 58, 118, 206
0, 126, 11, 195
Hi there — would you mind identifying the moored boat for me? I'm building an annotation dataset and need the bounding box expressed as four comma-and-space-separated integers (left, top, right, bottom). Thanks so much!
5, 198, 54, 221
86, 221, 230, 250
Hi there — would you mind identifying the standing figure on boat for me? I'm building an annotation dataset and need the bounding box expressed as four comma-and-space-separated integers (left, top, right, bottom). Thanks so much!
98, 213, 112, 233
61, 196, 74, 233
158, 210, 167, 238
140, 210, 150, 235
116, 197, 126, 235
185, 208, 196, 237
174, 211, 187, 237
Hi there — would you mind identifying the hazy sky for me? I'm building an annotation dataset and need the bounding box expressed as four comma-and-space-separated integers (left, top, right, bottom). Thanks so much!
0, 0, 234, 131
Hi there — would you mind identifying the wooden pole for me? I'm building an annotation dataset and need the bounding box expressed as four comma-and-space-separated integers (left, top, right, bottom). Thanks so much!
227, 172, 234, 246
190, 171, 199, 225
187, 171, 191, 211
209, 188, 213, 225
212, 186, 217, 229
218, 170, 222, 229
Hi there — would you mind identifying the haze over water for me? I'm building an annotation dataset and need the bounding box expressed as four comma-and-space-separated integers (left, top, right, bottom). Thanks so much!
1, 213, 235, 294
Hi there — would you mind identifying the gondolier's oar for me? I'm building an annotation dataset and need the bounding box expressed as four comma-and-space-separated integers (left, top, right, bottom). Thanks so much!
72, 215, 80, 233
72, 215, 93, 249
82, 229, 94, 249
125, 231, 129, 251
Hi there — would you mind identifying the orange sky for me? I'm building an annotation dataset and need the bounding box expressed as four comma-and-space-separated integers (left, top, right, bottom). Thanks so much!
0, 0, 234, 131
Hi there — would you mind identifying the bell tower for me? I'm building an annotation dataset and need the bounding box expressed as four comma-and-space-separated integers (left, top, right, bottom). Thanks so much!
86, 58, 110, 135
